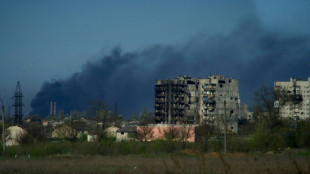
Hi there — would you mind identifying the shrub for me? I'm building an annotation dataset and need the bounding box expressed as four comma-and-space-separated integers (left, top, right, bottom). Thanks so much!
228, 136, 251, 153
297, 121, 310, 148
78, 133, 87, 142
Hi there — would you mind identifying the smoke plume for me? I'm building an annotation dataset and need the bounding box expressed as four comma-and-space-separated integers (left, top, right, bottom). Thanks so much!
31, 19, 310, 118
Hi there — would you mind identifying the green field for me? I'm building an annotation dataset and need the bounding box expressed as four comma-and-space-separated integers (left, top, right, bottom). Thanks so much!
1, 150, 310, 174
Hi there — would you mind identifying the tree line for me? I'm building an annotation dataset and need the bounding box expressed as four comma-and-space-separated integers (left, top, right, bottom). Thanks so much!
1, 86, 310, 156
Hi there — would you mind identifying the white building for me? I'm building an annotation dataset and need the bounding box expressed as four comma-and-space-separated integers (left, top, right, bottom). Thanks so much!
274, 77, 310, 120
116, 125, 137, 142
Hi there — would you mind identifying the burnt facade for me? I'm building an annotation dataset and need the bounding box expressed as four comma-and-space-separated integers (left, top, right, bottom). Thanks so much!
155, 76, 196, 124
155, 75, 248, 132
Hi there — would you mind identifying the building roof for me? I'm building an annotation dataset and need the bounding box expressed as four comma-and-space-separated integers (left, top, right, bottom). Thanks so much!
117, 125, 137, 133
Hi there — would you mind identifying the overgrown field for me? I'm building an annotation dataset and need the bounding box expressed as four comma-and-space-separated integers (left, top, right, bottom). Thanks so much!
1, 150, 310, 174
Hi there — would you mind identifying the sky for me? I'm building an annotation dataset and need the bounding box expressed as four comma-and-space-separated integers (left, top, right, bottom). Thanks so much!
0, 0, 310, 118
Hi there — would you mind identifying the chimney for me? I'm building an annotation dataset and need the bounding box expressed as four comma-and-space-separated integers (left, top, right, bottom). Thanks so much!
50, 102, 53, 115
53, 102, 57, 115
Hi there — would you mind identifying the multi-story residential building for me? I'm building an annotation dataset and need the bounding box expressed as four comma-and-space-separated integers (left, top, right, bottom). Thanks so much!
274, 77, 310, 120
155, 76, 197, 124
154, 75, 248, 133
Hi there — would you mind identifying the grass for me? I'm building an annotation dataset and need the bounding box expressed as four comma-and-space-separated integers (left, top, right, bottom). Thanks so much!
1, 150, 310, 174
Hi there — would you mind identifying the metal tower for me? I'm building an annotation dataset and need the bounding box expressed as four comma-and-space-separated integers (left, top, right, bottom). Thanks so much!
13, 81, 24, 125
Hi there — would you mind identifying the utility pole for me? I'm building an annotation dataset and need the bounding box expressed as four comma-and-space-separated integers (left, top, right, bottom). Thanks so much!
224, 100, 227, 154
0, 99, 5, 154
222, 85, 231, 154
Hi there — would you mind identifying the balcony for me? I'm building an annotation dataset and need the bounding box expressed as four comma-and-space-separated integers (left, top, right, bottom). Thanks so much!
155, 87, 166, 92
155, 104, 165, 109
156, 92, 166, 97
203, 97, 216, 104
155, 99, 165, 104
206, 100, 216, 104
203, 84, 216, 90
155, 110, 165, 115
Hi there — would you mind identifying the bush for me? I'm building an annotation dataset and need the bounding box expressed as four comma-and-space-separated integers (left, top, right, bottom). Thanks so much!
78, 133, 87, 142
151, 139, 166, 153
228, 136, 251, 153
297, 121, 310, 148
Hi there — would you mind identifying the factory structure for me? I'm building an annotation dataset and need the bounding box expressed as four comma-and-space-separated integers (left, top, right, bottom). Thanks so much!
155, 75, 248, 133
274, 77, 310, 120
50, 101, 57, 116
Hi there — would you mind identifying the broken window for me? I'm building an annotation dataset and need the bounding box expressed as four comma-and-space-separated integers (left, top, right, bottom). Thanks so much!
187, 81, 195, 84
219, 80, 226, 84
230, 110, 234, 117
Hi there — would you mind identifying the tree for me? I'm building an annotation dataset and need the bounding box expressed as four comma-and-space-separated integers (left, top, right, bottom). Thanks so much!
53, 123, 78, 141
130, 112, 140, 121
253, 86, 294, 123
196, 122, 216, 152
54, 119, 88, 141
69, 110, 87, 120
251, 86, 296, 151
137, 125, 154, 142
71, 120, 87, 133
18, 122, 47, 144
48, 110, 66, 121
164, 126, 179, 141
178, 125, 194, 149
25, 115, 42, 122
130, 107, 155, 124
88, 100, 112, 143
296, 120, 310, 147
140, 107, 155, 125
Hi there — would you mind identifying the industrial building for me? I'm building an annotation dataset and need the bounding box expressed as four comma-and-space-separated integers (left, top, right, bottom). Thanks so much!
155, 75, 248, 133
274, 77, 310, 120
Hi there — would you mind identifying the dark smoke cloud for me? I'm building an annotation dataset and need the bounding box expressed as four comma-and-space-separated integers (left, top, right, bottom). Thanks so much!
31, 19, 310, 118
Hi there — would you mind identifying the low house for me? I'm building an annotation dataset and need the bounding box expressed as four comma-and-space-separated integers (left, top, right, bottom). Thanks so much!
87, 134, 98, 142
105, 126, 119, 137
42, 120, 49, 126
116, 125, 137, 142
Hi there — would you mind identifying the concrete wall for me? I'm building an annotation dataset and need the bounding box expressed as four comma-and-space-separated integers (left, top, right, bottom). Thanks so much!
137, 124, 196, 142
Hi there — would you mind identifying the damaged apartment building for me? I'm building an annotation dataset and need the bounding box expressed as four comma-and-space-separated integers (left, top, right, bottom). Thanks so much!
155, 75, 248, 133
274, 77, 310, 120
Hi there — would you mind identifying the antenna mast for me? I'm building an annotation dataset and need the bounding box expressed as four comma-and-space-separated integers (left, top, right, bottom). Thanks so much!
13, 81, 24, 125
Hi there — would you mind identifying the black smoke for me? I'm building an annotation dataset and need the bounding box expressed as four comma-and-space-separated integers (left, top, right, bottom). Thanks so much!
31, 19, 310, 118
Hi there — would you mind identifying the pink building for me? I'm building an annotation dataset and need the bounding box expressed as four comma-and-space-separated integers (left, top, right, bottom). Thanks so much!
137, 124, 196, 142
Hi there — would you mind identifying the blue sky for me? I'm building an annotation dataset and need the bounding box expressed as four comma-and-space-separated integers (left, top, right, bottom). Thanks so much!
1, 0, 310, 116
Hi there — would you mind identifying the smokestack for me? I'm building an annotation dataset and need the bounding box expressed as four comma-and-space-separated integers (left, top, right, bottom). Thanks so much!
50, 102, 53, 115
53, 102, 56, 115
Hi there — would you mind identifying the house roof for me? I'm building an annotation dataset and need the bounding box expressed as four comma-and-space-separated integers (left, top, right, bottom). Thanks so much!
117, 125, 137, 133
